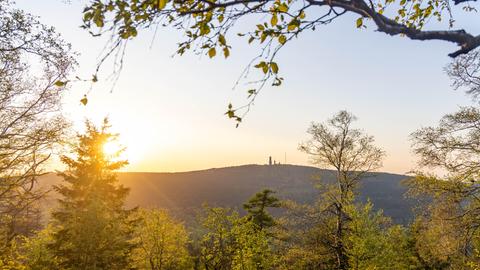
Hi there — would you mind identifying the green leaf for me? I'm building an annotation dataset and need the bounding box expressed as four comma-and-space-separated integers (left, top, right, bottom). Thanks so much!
271, 14, 278, 26
287, 20, 299, 31
54, 80, 66, 87
260, 33, 267, 43
262, 65, 268, 74
208, 48, 216, 58
254, 61, 266, 68
270, 62, 279, 74
218, 34, 226, 46
278, 3, 288, 13
223, 47, 230, 58
356, 17, 363, 28
299, 10, 306, 19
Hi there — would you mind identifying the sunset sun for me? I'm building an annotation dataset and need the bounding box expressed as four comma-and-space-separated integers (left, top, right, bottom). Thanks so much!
102, 140, 122, 157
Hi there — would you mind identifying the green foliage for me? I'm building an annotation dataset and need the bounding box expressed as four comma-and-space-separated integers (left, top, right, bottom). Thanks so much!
18, 226, 60, 270
345, 202, 419, 269
243, 189, 281, 230
297, 110, 385, 270
132, 208, 193, 270
0, 238, 25, 270
407, 107, 480, 269
198, 206, 276, 270
48, 119, 137, 270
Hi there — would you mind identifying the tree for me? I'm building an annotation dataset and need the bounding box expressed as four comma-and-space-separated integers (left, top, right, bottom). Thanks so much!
49, 119, 137, 270
132, 208, 193, 270
278, 199, 419, 269
243, 189, 281, 230
18, 225, 60, 270
0, 0, 75, 256
344, 202, 419, 270
198, 207, 237, 270
197, 206, 276, 270
80, 0, 479, 123
298, 110, 385, 270
446, 49, 480, 100
407, 106, 480, 268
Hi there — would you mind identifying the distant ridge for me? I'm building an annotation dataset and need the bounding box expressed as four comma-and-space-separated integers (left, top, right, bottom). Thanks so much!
38, 164, 416, 224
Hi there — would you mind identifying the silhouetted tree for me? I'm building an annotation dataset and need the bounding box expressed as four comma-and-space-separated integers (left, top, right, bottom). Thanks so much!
447, 49, 480, 101
243, 189, 281, 230
49, 119, 137, 270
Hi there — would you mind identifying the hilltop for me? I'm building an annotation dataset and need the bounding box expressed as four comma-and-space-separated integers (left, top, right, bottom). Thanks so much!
38, 164, 416, 224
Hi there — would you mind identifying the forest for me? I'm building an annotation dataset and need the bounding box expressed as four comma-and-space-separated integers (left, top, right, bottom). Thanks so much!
1, 0, 480, 269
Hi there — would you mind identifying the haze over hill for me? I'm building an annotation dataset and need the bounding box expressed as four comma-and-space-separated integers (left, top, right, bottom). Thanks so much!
38, 164, 416, 224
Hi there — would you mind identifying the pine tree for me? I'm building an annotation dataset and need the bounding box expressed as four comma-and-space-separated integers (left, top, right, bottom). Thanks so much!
243, 189, 280, 230
49, 119, 137, 270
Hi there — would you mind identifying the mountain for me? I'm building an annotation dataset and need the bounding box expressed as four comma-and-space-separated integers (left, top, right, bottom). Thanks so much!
37, 164, 416, 224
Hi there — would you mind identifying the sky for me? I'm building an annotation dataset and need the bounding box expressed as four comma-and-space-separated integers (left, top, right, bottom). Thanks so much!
15, 0, 480, 173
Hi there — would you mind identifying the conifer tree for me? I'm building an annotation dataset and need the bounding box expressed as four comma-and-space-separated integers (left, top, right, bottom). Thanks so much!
49, 119, 136, 270
243, 189, 281, 230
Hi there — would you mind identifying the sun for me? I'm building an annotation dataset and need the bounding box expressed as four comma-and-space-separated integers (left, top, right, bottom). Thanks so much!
102, 140, 123, 157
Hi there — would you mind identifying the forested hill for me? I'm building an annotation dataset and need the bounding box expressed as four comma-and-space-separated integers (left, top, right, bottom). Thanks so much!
38, 164, 416, 224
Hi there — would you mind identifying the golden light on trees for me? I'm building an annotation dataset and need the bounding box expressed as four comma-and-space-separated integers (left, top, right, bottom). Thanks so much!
102, 140, 123, 158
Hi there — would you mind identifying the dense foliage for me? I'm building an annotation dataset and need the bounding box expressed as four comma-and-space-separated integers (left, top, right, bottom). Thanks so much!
49, 119, 136, 270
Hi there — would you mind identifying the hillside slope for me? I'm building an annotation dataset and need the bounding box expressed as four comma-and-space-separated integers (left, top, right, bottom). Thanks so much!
38, 164, 416, 224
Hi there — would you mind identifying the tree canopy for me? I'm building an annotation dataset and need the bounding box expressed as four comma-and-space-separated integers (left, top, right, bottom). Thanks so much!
80, 0, 479, 123
0, 0, 75, 258
50, 119, 136, 270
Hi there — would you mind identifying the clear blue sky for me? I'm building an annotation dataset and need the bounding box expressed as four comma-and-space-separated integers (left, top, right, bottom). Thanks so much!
16, 0, 479, 173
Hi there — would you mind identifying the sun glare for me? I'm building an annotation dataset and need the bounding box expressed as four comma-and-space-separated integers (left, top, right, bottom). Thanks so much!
103, 140, 122, 157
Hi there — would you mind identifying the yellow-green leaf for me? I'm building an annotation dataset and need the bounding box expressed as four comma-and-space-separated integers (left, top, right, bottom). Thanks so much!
278, 35, 287, 45
287, 24, 297, 31
299, 10, 306, 19
278, 3, 288, 13
54, 80, 66, 87
223, 47, 230, 58
219, 34, 226, 46
208, 47, 216, 58
262, 65, 268, 74
271, 62, 279, 74
271, 14, 278, 26
158, 0, 167, 9
356, 17, 363, 28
